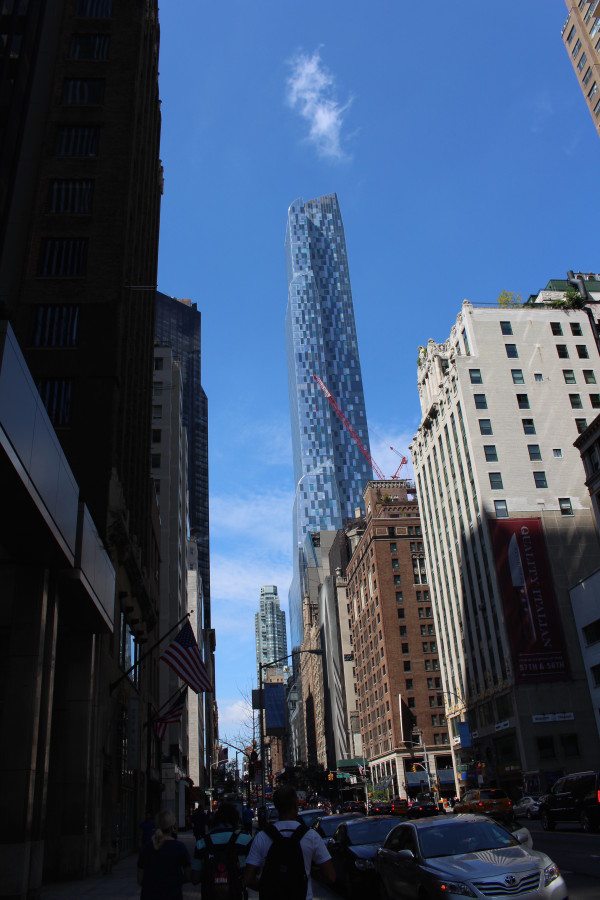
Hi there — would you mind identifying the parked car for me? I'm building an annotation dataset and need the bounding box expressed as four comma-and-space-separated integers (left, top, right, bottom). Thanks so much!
369, 800, 392, 815
313, 812, 362, 842
390, 796, 410, 816
454, 787, 513, 820
328, 816, 397, 898
408, 793, 439, 818
297, 807, 325, 829
376, 814, 566, 900
539, 770, 600, 833
513, 794, 542, 819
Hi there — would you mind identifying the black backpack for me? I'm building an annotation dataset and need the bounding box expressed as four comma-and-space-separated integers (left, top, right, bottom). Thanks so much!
200, 831, 245, 899
259, 822, 308, 900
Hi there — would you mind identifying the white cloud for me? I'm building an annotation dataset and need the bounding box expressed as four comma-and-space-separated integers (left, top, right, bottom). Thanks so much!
211, 488, 293, 557
286, 50, 352, 161
218, 697, 255, 746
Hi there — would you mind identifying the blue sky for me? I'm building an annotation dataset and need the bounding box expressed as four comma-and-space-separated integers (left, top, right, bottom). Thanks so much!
156, 0, 599, 745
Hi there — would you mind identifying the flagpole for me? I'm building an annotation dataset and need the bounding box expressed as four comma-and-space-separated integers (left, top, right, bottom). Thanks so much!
143, 686, 187, 730
109, 611, 193, 694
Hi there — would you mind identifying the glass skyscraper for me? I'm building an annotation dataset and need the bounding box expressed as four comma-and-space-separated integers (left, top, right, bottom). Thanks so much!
285, 193, 372, 648
255, 585, 288, 683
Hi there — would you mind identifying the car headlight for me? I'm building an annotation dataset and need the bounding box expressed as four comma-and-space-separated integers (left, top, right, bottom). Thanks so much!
543, 863, 560, 886
435, 880, 477, 897
354, 858, 374, 870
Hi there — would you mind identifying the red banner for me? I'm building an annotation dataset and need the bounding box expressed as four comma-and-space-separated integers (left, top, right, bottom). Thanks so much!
489, 518, 569, 683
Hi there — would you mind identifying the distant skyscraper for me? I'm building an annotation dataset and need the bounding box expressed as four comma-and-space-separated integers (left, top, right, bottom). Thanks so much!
285, 193, 372, 647
255, 585, 288, 682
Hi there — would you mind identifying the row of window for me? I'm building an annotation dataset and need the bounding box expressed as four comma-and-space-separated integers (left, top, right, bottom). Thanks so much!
494, 497, 573, 518
469, 366, 596, 385
480, 415, 590, 437
501, 342, 590, 360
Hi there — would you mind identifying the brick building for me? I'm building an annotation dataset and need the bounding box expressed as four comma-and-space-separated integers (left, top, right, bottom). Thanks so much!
345, 481, 457, 799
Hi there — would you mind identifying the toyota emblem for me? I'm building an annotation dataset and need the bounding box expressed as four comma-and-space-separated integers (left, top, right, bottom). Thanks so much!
504, 875, 517, 886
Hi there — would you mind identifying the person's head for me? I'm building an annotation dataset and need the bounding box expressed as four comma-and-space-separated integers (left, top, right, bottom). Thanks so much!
152, 810, 176, 850
273, 785, 298, 819
213, 803, 240, 830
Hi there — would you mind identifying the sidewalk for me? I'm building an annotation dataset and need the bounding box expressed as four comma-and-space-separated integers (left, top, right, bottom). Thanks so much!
40, 833, 258, 899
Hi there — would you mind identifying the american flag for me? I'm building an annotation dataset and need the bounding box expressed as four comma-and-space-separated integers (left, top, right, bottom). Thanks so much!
160, 620, 213, 693
153, 690, 187, 740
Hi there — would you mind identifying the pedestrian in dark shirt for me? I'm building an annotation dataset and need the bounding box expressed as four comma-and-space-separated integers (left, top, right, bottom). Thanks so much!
137, 809, 191, 900
191, 803, 208, 840
139, 811, 155, 850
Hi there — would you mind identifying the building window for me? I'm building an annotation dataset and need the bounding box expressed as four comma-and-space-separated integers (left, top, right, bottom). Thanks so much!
563, 369, 576, 384
572, 38, 582, 57
500, 321, 512, 335
588, 81, 598, 99
152, 429, 161, 444
32, 304, 80, 347
38, 238, 88, 277
584, 370, 596, 384
566, 24, 575, 44
556, 345, 569, 359
395, 592, 403, 604
397, 608, 405, 619
533, 471, 548, 489
62, 78, 105, 106
389, 542, 397, 552
537, 736, 555, 760
592, 663, 600, 687
577, 345, 589, 358
479, 419, 493, 435
68, 33, 110, 60
505, 344, 518, 358
553, 448, 563, 458
534, 372, 543, 382
152, 404, 162, 420
590, 394, 600, 408
583, 618, 600, 646
462, 328, 471, 355
560, 734, 580, 758
55, 125, 100, 157
595, 96, 600, 117
516, 394, 530, 409
407, 697, 416, 709
527, 444, 542, 461
570, 394, 583, 409
522, 419, 536, 435
76, 0, 113, 16
484, 445, 498, 462
402, 643, 409, 654
37, 378, 73, 426
550, 322, 563, 336
577, 51, 587, 71
391, 558, 399, 570
583, 66, 593, 85
511, 369, 524, 384
405, 679, 413, 689
489, 472, 503, 490
494, 500, 509, 518
393, 574, 401, 585
575, 418, 588, 434
151, 453, 160, 468
474, 394, 487, 409
469, 369, 483, 384
403, 661, 411, 672
48, 179, 94, 214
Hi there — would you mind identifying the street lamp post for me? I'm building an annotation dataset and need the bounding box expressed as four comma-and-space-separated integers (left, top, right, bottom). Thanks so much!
258, 648, 322, 806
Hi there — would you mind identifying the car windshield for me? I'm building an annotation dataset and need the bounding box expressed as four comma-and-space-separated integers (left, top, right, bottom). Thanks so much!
479, 790, 507, 800
348, 819, 395, 845
299, 811, 322, 827
320, 817, 352, 836
418, 821, 518, 859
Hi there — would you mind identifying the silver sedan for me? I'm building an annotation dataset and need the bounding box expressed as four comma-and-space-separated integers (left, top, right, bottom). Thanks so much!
376, 814, 567, 899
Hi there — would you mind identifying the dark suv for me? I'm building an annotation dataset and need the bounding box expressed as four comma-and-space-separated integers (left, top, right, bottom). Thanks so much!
539, 770, 600, 833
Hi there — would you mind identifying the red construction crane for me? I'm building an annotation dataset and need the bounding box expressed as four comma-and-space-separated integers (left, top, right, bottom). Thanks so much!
390, 446, 408, 479
312, 373, 386, 480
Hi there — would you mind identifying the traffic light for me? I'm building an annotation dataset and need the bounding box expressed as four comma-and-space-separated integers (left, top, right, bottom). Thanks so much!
328, 771, 335, 782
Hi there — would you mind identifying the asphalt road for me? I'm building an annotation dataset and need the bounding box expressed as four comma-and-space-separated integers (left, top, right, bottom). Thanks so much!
309, 823, 600, 899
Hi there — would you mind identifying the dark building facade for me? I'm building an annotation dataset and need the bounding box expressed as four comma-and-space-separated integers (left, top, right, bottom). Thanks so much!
0, 1, 164, 893
154, 291, 215, 783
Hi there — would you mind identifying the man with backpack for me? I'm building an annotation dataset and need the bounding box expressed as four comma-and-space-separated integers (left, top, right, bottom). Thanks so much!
244, 785, 335, 900
191, 802, 252, 898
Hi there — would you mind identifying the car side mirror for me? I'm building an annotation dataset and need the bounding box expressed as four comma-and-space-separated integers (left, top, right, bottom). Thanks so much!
514, 829, 529, 845
396, 849, 415, 861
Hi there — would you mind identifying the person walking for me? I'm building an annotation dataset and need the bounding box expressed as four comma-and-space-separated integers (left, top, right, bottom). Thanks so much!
191, 802, 252, 898
137, 809, 191, 900
191, 803, 208, 841
244, 785, 335, 900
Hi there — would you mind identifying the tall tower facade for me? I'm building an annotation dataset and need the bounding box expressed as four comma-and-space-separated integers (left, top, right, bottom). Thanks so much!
285, 193, 372, 648
255, 585, 287, 681
561, 1, 600, 139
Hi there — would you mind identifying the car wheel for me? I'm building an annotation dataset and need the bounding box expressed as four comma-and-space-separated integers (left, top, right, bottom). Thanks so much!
541, 812, 555, 832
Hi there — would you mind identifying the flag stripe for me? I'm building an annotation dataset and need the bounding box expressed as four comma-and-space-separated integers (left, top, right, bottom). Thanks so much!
160, 620, 213, 693
152, 690, 187, 740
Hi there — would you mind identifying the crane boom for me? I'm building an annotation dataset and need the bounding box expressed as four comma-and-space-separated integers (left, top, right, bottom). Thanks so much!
390, 446, 408, 479
312, 374, 386, 480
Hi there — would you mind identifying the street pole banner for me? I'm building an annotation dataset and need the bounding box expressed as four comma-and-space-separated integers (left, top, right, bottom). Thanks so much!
489, 518, 569, 683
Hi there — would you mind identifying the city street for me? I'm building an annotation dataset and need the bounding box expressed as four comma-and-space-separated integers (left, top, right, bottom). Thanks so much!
38, 825, 600, 900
